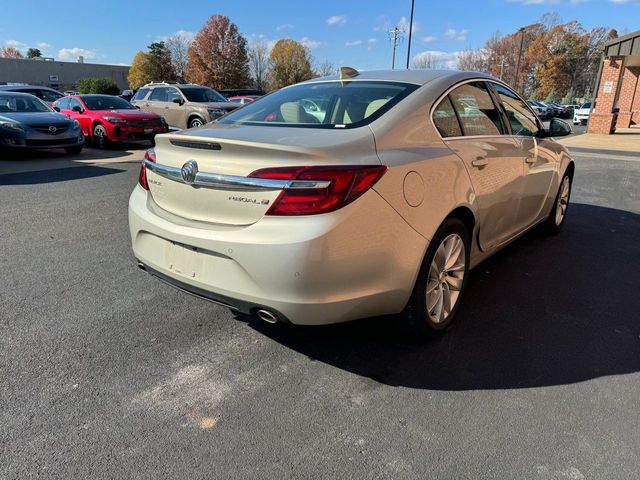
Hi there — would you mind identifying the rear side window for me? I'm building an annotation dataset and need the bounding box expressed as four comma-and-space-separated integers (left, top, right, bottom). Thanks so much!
133, 88, 150, 101
432, 96, 462, 138
149, 88, 168, 102
39, 89, 63, 103
449, 82, 504, 136
493, 84, 539, 137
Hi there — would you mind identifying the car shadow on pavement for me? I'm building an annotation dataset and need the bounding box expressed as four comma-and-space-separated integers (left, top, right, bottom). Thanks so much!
241, 203, 640, 390
0, 165, 126, 185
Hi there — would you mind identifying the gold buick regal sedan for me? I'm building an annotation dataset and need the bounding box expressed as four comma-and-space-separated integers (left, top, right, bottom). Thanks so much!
129, 69, 574, 336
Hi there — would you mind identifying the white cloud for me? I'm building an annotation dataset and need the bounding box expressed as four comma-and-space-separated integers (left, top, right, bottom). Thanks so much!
413, 50, 462, 69
399, 16, 420, 34
276, 23, 294, 31
5, 39, 27, 50
610, 0, 640, 3
58, 47, 97, 60
327, 15, 347, 26
300, 37, 325, 49
445, 28, 469, 41
422, 35, 437, 43
345, 40, 363, 47
36, 42, 52, 49
157, 30, 196, 43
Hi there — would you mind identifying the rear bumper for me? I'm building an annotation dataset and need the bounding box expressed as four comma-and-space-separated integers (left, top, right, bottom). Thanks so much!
128, 185, 427, 325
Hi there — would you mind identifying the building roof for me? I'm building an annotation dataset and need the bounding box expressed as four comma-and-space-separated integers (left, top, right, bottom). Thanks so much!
604, 31, 640, 57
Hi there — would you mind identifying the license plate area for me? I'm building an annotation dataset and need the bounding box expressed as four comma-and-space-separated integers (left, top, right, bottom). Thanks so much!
166, 241, 201, 278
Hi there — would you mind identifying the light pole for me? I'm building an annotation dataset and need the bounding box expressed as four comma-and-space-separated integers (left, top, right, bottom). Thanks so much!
405, 0, 415, 69
514, 27, 526, 92
389, 27, 404, 69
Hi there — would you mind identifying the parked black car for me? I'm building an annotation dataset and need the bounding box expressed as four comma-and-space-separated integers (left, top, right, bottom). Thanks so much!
0, 85, 64, 104
0, 92, 84, 154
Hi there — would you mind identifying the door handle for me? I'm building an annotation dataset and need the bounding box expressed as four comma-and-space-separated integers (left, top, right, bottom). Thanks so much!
472, 158, 489, 167
525, 157, 537, 164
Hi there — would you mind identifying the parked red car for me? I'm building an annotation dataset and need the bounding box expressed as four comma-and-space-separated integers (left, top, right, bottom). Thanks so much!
53, 94, 168, 148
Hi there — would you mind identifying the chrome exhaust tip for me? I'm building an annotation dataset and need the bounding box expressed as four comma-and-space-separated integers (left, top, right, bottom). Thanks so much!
256, 309, 279, 324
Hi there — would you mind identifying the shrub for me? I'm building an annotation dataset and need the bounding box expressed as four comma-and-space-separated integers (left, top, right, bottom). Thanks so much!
77, 78, 120, 95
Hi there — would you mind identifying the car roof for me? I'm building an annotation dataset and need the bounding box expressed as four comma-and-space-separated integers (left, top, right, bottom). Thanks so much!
301, 69, 494, 86
0, 90, 39, 97
0, 85, 60, 92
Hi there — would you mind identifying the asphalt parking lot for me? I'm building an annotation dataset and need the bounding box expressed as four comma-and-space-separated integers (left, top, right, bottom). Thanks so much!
1, 142, 639, 479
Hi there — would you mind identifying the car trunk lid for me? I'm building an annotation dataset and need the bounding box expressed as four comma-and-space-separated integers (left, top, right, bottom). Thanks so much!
146, 123, 379, 225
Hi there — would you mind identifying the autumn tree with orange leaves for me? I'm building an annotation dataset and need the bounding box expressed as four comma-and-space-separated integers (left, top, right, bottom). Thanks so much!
269, 39, 314, 89
186, 15, 251, 90
0, 47, 23, 59
458, 14, 617, 101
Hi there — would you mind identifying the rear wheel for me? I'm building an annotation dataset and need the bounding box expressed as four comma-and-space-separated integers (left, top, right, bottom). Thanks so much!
93, 124, 109, 149
402, 217, 470, 338
545, 172, 572, 234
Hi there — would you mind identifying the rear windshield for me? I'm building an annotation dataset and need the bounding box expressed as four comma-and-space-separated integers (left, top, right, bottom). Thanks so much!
82, 95, 136, 110
580, 103, 591, 109
0, 94, 52, 113
218, 81, 419, 129
180, 87, 227, 103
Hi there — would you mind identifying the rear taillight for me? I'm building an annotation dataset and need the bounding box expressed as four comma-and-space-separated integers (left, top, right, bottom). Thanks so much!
248, 165, 387, 215
138, 148, 156, 190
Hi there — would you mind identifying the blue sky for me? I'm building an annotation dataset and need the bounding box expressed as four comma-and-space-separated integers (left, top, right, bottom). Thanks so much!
1, 0, 638, 69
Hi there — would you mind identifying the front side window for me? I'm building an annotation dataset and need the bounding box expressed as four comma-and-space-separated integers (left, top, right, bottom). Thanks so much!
166, 88, 183, 103
449, 82, 504, 136
493, 84, 539, 137
81, 95, 136, 110
432, 96, 462, 138
149, 87, 169, 102
218, 81, 419, 129
68, 98, 83, 111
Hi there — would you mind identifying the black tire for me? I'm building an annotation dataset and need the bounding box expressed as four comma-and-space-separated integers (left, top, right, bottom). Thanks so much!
93, 124, 109, 149
544, 171, 572, 234
64, 145, 83, 155
401, 217, 471, 338
188, 117, 205, 129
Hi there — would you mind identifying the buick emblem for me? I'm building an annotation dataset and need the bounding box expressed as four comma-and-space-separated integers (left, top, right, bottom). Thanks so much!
48, 126, 57, 133
181, 160, 198, 184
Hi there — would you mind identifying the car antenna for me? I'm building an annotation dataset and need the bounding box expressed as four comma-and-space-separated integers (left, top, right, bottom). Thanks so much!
339, 66, 359, 85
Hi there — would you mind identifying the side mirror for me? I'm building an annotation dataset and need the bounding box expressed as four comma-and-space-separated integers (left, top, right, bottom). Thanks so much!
172, 97, 184, 105
549, 117, 572, 137
72, 105, 83, 113
53, 106, 61, 112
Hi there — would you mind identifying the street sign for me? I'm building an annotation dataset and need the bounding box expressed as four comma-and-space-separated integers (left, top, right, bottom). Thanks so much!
603, 81, 613, 94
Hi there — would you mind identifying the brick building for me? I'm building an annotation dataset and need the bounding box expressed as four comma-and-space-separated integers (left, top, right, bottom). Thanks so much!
588, 31, 640, 134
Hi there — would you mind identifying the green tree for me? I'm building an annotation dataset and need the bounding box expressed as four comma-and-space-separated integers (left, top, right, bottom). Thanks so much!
186, 14, 251, 89
147, 41, 176, 82
269, 39, 314, 89
77, 78, 120, 95
26, 48, 42, 58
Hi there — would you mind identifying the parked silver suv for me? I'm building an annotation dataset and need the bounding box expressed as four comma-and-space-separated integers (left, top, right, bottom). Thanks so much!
131, 82, 240, 129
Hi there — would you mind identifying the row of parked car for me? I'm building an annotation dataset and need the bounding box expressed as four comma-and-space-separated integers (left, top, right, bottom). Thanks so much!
0, 82, 263, 155
527, 99, 592, 126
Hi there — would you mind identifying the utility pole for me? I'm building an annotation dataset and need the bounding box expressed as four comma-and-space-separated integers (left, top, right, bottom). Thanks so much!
498, 56, 508, 80
515, 27, 526, 92
405, 0, 415, 69
388, 27, 404, 70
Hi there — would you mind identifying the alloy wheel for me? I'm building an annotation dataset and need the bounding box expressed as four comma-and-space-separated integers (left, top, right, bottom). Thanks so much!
426, 233, 466, 324
94, 125, 107, 148
555, 176, 570, 226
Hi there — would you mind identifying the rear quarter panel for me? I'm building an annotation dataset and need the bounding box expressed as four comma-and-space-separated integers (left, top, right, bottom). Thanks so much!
369, 76, 477, 244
